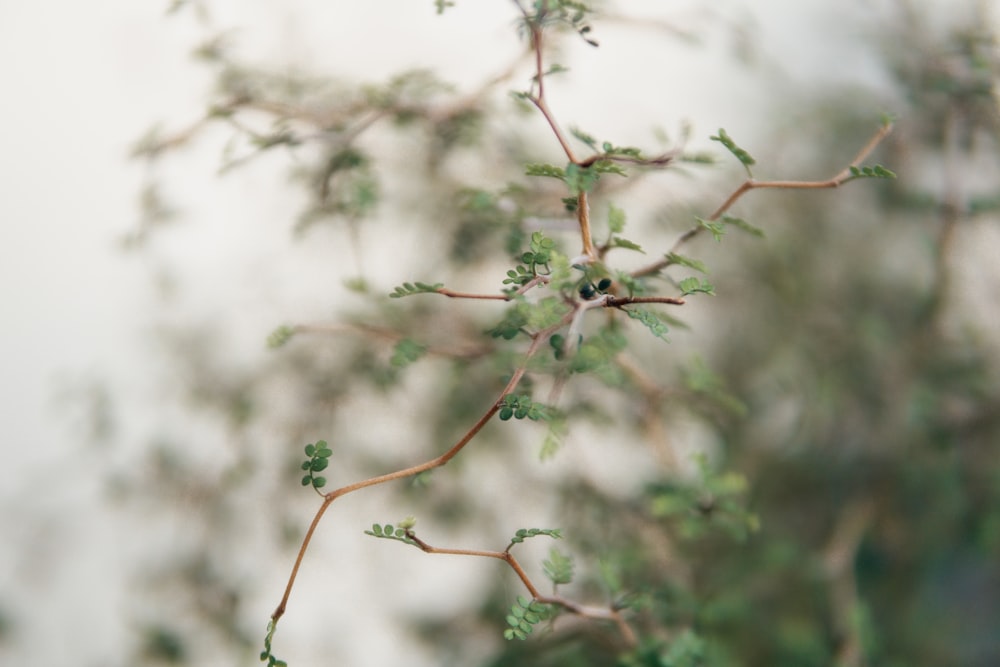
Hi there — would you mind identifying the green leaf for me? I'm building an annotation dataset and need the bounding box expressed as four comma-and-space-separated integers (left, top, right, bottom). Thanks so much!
390, 338, 427, 368
721, 215, 764, 237
524, 163, 566, 179
363, 520, 419, 546
543, 547, 574, 585
570, 126, 598, 151
666, 252, 709, 274
848, 164, 896, 180
600, 142, 641, 157
569, 325, 628, 379
488, 304, 529, 340
615, 270, 647, 297
680, 151, 716, 164
389, 281, 444, 298
624, 307, 670, 341
563, 163, 600, 194
610, 237, 645, 253
710, 127, 756, 169
590, 159, 627, 176
300, 440, 334, 491
502, 265, 533, 287
502, 595, 553, 640
434, 0, 455, 15
266, 325, 295, 349
533, 63, 569, 81
539, 417, 567, 460
695, 217, 726, 242
499, 394, 555, 423
607, 204, 626, 234
509, 527, 562, 544
529, 231, 555, 263
679, 277, 715, 296
260, 620, 285, 667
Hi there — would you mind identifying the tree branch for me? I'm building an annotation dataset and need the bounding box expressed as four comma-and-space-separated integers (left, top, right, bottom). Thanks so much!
271, 319, 565, 625
400, 530, 638, 646
632, 122, 894, 278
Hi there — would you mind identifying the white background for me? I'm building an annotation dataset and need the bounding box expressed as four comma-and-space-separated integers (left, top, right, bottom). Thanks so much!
1, 1, 995, 665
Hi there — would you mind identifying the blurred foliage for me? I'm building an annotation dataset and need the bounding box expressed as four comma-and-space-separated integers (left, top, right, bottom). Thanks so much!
114, 1, 1000, 666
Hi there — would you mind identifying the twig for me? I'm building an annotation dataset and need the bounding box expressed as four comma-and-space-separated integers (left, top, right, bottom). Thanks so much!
271, 318, 567, 625
577, 191, 596, 260
404, 531, 541, 598
578, 151, 677, 169
632, 122, 894, 278
401, 531, 638, 646
436, 288, 512, 301
536, 594, 638, 647
606, 295, 686, 307
519, 3, 579, 165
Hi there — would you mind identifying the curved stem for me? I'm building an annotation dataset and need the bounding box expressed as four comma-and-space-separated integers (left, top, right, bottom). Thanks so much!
403, 530, 640, 644
577, 191, 596, 260
271, 325, 559, 626
632, 122, 894, 278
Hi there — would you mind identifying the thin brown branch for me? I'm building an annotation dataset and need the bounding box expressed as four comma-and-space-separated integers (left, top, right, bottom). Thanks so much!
405, 532, 543, 598
271, 320, 565, 626
406, 531, 540, 595
402, 531, 637, 645
708, 121, 894, 222
433, 274, 550, 301
533, 93, 580, 164
436, 288, 512, 300
578, 151, 677, 169
536, 594, 639, 647
632, 122, 895, 278
577, 191, 596, 259
606, 295, 686, 307
514, 0, 578, 165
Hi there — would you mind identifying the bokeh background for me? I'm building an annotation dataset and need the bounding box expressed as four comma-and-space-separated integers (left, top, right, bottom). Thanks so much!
2, 1, 998, 665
